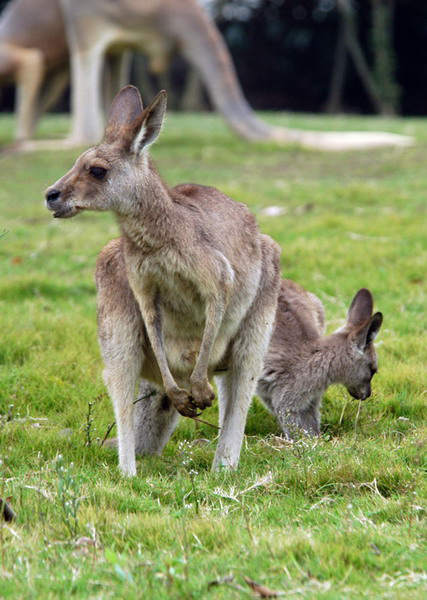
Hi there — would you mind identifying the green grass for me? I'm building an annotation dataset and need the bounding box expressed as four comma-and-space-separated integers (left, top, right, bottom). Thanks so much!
0, 112, 426, 599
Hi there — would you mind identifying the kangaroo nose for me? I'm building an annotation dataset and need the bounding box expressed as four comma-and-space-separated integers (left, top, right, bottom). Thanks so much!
46, 189, 61, 203
361, 386, 371, 401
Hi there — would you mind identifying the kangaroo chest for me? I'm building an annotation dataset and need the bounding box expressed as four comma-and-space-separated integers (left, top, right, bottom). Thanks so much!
158, 278, 230, 374
128, 253, 230, 376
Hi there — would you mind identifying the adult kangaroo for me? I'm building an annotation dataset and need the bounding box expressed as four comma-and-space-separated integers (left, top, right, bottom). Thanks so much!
45, 86, 281, 476
1, 0, 412, 149
0, 0, 281, 143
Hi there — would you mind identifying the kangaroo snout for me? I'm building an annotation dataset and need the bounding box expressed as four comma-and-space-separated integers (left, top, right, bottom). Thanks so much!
349, 384, 371, 401
45, 188, 61, 205
360, 385, 372, 401
45, 182, 82, 219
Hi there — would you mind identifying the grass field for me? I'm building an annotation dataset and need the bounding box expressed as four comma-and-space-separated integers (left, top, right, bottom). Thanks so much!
0, 112, 426, 599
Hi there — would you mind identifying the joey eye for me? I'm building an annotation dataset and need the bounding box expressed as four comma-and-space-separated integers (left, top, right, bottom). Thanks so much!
89, 166, 107, 180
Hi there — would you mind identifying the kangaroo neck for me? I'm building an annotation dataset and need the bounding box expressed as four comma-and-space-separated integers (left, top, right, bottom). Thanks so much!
296, 338, 338, 394
116, 162, 178, 251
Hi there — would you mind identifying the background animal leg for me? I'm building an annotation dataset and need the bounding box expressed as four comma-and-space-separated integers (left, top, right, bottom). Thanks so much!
104, 52, 132, 113
13, 47, 45, 140
36, 68, 70, 121
69, 45, 105, 144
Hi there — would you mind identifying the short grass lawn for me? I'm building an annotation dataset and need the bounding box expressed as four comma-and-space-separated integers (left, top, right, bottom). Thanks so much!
0, 112, 426, 599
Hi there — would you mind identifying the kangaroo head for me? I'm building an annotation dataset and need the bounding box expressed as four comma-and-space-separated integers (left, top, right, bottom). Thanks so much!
337, 289, 383, 401
45, 86, 167, 219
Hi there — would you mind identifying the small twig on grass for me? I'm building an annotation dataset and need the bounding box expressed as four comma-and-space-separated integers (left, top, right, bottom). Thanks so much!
354, 400, 363, 433
188, 468, 200, 515
192, 417, 220, 431
207, 574, 250, 595
84, 393, 110, 447
85, 400, 96, 447
244, 576, 285, 597
339, 399, 349, 426
241, 501, 256, 547
100, 422, 116, 448
22, 485, 53, 501
6, 404, 14, 422
208, 575, 235, 589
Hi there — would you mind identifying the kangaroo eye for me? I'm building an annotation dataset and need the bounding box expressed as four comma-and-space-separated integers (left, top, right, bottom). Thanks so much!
89, 166, 107, 180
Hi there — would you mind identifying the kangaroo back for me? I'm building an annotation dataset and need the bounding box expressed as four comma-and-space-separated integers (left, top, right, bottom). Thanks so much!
270, 279, 325, 354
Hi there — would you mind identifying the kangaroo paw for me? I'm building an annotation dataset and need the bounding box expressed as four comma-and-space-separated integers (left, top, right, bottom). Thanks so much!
190, 380, 215, 410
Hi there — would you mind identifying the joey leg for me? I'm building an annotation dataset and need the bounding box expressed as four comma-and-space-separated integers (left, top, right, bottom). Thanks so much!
276, 407, 319, 439
298, 406, 320, 437
134, 381, 180, 454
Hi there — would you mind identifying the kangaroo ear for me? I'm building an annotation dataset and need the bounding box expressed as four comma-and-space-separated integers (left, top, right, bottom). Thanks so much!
131, 90, 167, 154
353, 312, 383, 350
347, 288, 374, 329
105, 86, 144, 145
366, 312, 383, 344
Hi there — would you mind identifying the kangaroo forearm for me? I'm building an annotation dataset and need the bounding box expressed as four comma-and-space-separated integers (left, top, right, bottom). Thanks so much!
190, 298, 225, 384
137, 292, 177, 392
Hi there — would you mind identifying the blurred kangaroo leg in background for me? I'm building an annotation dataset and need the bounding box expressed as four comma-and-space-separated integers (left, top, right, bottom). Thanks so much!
103, 51, 132, 113
0, 44, 44, 140
36, 67, 69, 122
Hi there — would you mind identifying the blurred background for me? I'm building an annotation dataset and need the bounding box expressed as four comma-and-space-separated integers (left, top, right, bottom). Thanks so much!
1, 0, 426, 118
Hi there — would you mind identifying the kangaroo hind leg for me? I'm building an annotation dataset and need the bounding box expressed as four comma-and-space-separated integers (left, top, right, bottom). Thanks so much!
213, 237, 280, 470
97, 239, 144, 476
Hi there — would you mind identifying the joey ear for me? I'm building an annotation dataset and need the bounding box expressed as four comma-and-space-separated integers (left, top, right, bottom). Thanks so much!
105, 86, 144, 145
353, 311, 383, 350
347, 288, 374, 329
131, 90, 167, 154
366, 312, 383, 345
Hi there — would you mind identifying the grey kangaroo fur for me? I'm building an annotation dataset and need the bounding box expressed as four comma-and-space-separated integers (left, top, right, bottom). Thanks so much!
45, 85, 281, 476
257, 280, 383, 437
